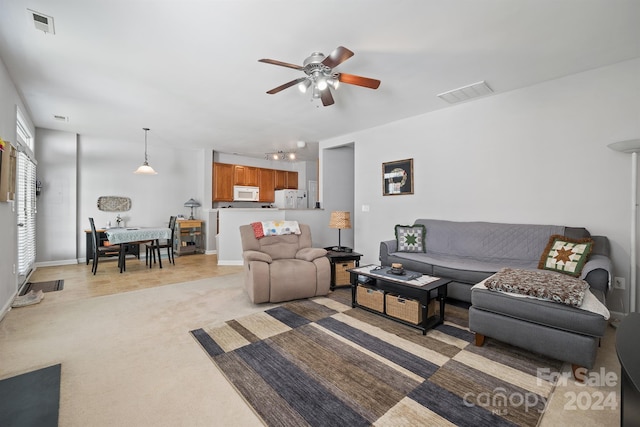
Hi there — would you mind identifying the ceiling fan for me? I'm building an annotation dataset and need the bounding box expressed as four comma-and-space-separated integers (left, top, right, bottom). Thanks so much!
258, 46, 381, 107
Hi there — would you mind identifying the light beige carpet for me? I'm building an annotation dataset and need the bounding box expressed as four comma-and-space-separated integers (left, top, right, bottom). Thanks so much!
0, 273, 621, 426
0, 274, 272, 426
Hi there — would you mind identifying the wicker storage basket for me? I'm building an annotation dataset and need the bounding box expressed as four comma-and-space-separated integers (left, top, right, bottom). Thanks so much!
334, 260, 355, 286
385, 294, 435, 325
356, 285, 384, 312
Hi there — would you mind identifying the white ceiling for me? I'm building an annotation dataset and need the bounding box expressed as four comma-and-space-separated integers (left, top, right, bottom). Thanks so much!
0, 0, 639, 161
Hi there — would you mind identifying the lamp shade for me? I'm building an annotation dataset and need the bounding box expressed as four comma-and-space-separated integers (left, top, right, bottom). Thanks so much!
608, 139, 640, 153
134, 163, 157, 175
184, 198, 201, 220
183, 198, 201, 208
329, 211, 351, 229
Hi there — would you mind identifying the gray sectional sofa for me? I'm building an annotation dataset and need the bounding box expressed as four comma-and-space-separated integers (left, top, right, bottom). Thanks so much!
379, 219, 612, 376
379, 219, 611, 303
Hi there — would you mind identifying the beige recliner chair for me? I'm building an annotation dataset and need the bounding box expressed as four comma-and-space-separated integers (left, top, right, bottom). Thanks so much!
239, 223, 331, 303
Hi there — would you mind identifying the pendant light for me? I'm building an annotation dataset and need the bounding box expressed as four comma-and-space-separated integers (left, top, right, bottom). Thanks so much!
134, 127, 157, 175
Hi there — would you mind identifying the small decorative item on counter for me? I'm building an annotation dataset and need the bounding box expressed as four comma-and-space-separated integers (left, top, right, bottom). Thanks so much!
116, 214, 122, 227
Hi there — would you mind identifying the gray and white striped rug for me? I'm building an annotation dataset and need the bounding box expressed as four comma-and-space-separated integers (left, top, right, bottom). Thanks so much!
191, 291, 561, 426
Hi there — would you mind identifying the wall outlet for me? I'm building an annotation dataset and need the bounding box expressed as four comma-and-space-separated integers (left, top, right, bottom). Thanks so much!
614, 277, 626, 289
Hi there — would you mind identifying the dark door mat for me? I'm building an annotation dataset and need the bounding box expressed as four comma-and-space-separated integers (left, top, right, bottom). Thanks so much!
0, 364, 61, 427
20, 280, 64, 296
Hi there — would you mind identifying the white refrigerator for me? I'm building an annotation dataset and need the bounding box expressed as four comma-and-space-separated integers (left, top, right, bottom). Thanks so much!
274, 189, 307, 209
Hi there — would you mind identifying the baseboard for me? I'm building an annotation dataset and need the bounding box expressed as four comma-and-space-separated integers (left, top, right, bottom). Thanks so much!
37, 259, 79, 268
217, 260, 243, 266
0, 290, 18, 322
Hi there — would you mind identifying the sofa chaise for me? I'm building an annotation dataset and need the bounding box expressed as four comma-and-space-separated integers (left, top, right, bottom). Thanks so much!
379, 219, 612, 377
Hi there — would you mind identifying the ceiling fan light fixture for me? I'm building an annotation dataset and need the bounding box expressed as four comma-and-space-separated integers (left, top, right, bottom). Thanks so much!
298, 79, 311, 93
316, 77, 328, 91
259, 46, 381, 107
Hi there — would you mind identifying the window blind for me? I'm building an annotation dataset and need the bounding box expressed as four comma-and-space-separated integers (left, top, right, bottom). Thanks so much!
17, 151, 36, 279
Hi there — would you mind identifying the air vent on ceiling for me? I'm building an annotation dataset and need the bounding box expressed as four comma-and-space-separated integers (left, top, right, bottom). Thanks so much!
53, 115, 68, 122
28, 9, 55, 34
437, 80, 493, 104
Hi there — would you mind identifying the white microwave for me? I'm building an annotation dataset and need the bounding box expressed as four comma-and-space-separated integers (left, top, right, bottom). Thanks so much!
233, 185, 260, 201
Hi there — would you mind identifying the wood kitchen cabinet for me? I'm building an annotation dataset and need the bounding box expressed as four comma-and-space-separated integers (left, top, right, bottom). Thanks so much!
213, 162, 297, 202
234, 165, 259, 186
259, 168, 275, 202
213, 162, 234, 201
286, 171, 298, 189
275, 170, 298, 190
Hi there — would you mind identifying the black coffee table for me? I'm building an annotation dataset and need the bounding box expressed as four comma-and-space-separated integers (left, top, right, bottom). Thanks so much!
348, 265, 450, 335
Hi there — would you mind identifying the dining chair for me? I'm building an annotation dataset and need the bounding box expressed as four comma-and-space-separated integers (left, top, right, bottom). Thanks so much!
145, 216, 177, 268
89, 217, 121, 275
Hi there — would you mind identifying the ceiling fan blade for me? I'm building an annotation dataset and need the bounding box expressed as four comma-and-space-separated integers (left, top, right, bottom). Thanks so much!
338, 73, 381, 89
258, 58, 304, 70
322, 46, 354, 69
266, 78, 307, 94
320, 89, 334, 107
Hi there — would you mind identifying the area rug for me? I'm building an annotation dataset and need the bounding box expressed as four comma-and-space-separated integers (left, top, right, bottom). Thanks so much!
20, 279, 64, 295
191, 294, 562, 427
0, 364, 61, 427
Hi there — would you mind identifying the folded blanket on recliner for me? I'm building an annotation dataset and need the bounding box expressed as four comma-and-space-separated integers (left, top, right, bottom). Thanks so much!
251, 221, 301, 239
484, 267, 588, 307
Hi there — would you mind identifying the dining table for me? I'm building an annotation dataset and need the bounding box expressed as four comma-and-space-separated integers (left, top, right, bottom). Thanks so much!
105, 227, 172, 272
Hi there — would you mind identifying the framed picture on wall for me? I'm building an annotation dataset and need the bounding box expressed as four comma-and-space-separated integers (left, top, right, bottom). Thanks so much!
382, 158, 413, 196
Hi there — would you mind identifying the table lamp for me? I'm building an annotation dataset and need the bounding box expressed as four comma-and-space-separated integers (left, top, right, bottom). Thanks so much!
329, 211, 351, 252
184, 198, 201, 220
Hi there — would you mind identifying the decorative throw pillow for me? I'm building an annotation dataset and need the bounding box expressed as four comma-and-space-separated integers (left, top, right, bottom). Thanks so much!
250, 222, 265, 239
538, 234, 593, 277
395, 224, 426, 253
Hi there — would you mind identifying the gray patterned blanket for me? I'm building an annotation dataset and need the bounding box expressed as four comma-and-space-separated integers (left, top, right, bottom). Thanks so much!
484, 267, 589, 307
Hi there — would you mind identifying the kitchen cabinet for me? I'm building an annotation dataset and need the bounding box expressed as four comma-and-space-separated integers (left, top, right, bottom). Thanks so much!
213, 162, 297, 201
213, 162, 234, 201
275, 170, 298, 190
258, 168, 275, 202
234, 165, 259, 186
286, 171, 298, 189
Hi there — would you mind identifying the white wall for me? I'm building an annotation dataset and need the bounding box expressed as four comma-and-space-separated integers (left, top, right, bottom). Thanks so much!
75, 135, 204, 261
35, 129, 78, 264
319, 145, 355, 249
322, 58, 640, 313
0, 55, 34, 317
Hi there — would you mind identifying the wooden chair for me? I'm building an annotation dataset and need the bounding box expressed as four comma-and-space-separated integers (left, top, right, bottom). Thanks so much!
89, 217, 121, 275
146, 216, 177, 268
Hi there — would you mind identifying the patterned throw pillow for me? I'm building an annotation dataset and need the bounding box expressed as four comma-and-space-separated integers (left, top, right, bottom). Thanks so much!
538, 234, 593, 277
395, 224, 426, 253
